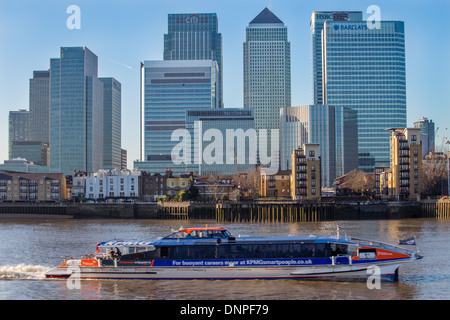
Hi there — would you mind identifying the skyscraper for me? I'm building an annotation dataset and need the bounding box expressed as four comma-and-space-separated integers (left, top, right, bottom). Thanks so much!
99, 78, 122, 170
49, 47, 104, 175
8, 109, 30, 159
314, 12, 407, 172
413, 117, 435, 156
244, 7, 291, 167
185, 108, 255, 175
135, 60, 219, 174
29, 70, 50, 143
164, 13, 223, 108
280, 105, 357, 187
310, 11, 363, 105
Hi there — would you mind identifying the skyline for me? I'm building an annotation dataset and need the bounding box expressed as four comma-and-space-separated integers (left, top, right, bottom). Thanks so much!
1, 0, 449, 169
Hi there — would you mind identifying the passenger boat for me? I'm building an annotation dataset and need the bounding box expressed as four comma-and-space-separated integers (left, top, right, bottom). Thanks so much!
45, 226, 422, 281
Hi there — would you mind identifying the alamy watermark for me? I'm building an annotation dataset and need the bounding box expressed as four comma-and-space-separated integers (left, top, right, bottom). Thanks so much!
66, 5, 81, 30
366, 5, 381, 30
171, 123, 280, 175
366, 265, 381, 289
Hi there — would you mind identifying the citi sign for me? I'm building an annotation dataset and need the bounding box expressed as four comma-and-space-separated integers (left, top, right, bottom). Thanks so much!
334, 24, 368, 31
185, 15, 199, 24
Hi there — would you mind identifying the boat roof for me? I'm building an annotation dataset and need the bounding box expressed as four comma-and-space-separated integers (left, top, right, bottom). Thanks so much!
97, 234, 357, 248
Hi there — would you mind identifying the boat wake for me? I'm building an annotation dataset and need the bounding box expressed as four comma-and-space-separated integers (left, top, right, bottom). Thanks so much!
0, 264, 48, 280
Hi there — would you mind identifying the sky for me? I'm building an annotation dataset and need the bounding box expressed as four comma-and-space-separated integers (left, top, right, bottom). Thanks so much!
0, 0, 449, 168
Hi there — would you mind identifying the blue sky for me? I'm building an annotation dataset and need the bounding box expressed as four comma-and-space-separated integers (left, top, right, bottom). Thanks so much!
1, 0, 449, 167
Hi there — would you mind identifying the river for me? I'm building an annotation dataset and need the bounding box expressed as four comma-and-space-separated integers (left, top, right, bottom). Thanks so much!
0, 217, 449, 300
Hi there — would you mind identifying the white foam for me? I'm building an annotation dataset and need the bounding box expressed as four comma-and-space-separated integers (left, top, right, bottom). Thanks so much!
0, 264, 48, 280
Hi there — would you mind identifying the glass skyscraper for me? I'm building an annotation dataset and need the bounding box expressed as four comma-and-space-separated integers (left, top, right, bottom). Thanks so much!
29, 70, 50, 143
164, 13, 223, 108
185, 108, 255, 175
244, 7, 291, 166
280, 105, 357, 187
311, 11, 363, 105
99, 78, 122, 170
50, 47, 104, 175
314, 12, 407, 172
136, 60, 219, 174
8, 109, 30, 159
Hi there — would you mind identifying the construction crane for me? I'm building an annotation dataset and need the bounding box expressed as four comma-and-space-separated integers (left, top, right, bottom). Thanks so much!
436, 127, 448, 153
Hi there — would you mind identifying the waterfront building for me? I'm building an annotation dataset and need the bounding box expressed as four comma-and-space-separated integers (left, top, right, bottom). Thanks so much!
11, 141, 49, 166
313, 11, 406, 172
244, 8, 291, 164
49, 47, 104, 175
185, 108, 255, 175
193, 177, 234, 201
0, 158, 50, 173
85, 169, 139, 200
8, 109, 30, 159
165, 170, 193, 198
99, 78, 122, 170
164, 13, 223, 108
374, 166, 390, 196
71, 171, 88, 199
291, 144, 321, 200
29, 70, 50, 143
388, 128, 422, 201
0, 171, 66, 202
260, 169, 291, 198
139, 171, 166, 201
135, 60, 219, 175
280, 105, 357, 187
413, 117, 435, 157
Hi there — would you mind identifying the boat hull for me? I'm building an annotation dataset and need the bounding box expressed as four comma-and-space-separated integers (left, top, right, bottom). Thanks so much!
45, 259, 408, 282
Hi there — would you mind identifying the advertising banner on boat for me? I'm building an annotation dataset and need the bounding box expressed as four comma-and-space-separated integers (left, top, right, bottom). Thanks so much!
151, 258, 332, 267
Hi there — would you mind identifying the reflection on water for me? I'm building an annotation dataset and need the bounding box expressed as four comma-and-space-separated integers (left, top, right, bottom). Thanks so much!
0, 218, 449, 300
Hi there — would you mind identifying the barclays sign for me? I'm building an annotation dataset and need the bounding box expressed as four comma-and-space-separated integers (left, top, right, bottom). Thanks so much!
334, 24, 369, 31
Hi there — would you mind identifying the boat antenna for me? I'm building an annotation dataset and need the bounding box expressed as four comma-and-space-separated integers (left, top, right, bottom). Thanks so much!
336, 225, 340, 239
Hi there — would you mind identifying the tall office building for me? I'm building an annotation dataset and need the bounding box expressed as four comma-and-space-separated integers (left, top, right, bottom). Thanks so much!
280, 105, 357, 187
413, 117, 435, 156
135, 60, 219, 174
99, 78, 122, 170
311, 11, 363, 105
29, 70, 50, 143
314, 11, 407, 172
185, 108, 255, 175
8, 109, 30, 159
164, 13, 223, 108
50, 47, 104, 175
244, 8, 291, 165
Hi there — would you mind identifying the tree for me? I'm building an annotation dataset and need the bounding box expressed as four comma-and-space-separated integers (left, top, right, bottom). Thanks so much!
232, 167, 260, 198
339, 169, 376, 195
420, 154, 448, 196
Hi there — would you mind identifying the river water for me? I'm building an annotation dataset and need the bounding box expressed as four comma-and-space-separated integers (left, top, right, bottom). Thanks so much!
0, 217, 449, 300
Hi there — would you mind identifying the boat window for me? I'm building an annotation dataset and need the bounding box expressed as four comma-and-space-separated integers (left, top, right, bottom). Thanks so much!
190, 230, 228, 239
330, 244, 348, 256
315, 243, 331, 257
164, 231, 188, 239
160, 247, 170, 258
300, 243, 314, 257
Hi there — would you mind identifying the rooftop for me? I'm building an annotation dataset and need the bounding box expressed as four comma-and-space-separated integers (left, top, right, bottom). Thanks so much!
250, 7, 283, 25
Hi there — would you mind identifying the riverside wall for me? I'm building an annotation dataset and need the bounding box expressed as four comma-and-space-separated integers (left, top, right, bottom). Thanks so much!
0, 199, 448, 221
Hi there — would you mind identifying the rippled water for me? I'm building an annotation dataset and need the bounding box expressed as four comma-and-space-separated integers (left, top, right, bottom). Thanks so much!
0, 217, 449, 300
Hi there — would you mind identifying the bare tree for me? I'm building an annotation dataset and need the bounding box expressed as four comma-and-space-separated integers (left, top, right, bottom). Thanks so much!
339, 169, 376, 195
420, 154, 448, 196
232, 167, 260, 198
